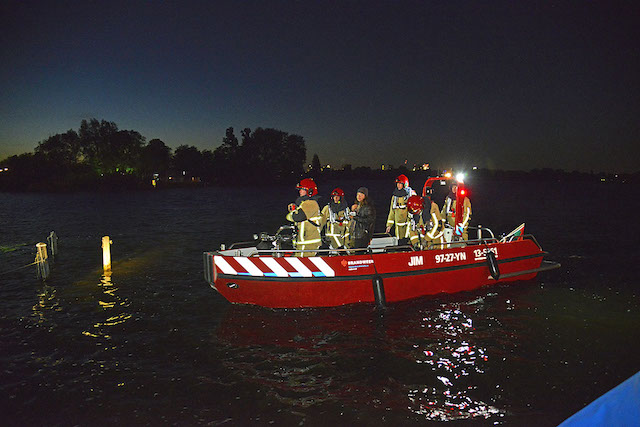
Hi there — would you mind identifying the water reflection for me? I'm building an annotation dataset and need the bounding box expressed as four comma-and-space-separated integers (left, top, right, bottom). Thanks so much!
82, 272, 131, 340
400, 306, 502, 421
32, 284, 61, 328
214, 295, 506, 422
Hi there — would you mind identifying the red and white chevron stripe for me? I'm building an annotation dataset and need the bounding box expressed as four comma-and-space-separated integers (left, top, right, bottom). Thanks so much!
214, 255, 336, 278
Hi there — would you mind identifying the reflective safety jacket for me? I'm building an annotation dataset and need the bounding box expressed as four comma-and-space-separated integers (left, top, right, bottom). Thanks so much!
286, 197, 322, 256
425, 200, 445, 248
455, 196, 472, 239
386, 187, 415, 238
442, 194, 456, 226
443, 195, 472, 238
321, 202, 349, 249
407, 213, 425, 249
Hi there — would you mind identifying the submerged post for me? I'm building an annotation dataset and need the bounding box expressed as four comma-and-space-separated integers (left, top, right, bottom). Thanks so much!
102, 236, 112, 272
35, 242, 49, 280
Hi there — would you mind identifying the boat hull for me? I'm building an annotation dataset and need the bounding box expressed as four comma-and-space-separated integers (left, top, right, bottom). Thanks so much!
204, 238, 555, 308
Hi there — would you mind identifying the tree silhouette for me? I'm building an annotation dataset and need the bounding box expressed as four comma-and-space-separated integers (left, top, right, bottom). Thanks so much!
173, 145, 203, 180
77, 119, 144, 174
212, 127, 241, 181
141, 139, 172, 179
239, 127, 306, 182
1, 119, 314, 190
311, 153, 321, 172
35, 129, 80, 165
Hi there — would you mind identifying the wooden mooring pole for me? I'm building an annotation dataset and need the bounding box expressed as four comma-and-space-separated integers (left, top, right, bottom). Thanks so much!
35, 242, 49, 280
102, 236, 112, 272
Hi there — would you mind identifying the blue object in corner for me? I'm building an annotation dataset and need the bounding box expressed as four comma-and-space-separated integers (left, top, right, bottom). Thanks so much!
559, 371, 640, 427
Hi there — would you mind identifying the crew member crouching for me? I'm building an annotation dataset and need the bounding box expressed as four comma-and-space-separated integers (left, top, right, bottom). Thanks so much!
286, 178, 322, 256
424, 188, 445, 249
406, 195, 426, 250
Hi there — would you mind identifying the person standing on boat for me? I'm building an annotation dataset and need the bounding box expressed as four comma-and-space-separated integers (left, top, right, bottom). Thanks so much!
286, 178, 322, 256
442, 183, 472, 240
442, 183, 457, 227
406, 195, 426, 250
348, 187, 376, 249
385, 174, 416, 243
424, 188, 445, 248
320, 187, 350, 250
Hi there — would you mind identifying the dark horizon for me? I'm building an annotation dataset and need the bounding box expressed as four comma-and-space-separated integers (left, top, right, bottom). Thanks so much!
1, 1, 639, 173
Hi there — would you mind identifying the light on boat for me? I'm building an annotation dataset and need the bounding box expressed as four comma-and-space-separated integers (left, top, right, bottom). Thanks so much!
456, 173, 465, 183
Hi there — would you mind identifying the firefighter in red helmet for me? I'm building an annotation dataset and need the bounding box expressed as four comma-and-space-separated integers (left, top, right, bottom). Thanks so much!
320, 187, 350, 250
286, 178, 322, 256
406, 195, 426, 250
386, 174, 416, 242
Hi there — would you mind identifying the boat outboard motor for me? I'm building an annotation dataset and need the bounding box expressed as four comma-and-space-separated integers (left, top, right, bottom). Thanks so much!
487, 251, 500, 280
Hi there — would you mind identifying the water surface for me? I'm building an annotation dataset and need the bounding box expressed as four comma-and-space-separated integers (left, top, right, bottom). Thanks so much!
1, 179, 638, 425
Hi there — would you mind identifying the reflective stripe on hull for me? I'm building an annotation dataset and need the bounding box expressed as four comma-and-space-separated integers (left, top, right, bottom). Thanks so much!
214, 255, 335, 278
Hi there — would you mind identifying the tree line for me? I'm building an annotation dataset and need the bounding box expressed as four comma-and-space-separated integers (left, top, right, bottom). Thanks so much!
0, 119, 307, 191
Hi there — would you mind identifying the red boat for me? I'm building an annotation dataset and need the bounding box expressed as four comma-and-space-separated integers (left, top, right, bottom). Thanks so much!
204, 232, 558, 309
203, 176, 559, 309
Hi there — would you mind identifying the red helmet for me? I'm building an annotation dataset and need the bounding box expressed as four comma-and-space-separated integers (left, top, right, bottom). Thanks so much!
407, 195, 423, 214
396, 174, 409, 187
297, 178, 318, 196
330, 188, 345, 197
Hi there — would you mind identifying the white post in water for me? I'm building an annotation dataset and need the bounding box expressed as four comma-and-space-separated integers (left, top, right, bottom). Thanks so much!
35, 242, 49, 280
47, 231, 58, 257
102, 236, 112, 272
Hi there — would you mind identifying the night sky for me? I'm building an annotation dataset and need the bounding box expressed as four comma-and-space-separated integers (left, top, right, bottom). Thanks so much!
1, 1, 639, 172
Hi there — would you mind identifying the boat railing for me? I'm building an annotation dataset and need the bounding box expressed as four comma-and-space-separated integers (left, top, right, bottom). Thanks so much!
211, 226, 542, 258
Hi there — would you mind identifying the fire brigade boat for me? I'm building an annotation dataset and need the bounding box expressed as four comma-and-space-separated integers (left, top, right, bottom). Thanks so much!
203, 178, 560, 309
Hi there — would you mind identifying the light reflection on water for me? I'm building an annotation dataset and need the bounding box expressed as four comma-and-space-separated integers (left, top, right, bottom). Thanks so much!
215, 297, 509, 422
404, 306, 501, 421
32, 284, 61, 328
82, 273, 132, 340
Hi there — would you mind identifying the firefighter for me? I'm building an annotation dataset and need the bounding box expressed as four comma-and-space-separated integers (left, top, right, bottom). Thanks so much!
320, 188, 350, 250
406, 195, 426, 250
442, 183, 472, 240
286, 178, 322, 256
385, 174, 416, 242
442, 183, 457, 228
424, 188, 445, 249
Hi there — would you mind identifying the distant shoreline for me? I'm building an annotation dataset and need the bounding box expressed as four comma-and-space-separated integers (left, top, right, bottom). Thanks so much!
1, 168, 636, 193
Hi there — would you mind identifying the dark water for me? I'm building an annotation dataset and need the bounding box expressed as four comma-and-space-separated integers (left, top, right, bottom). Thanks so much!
1, 179, 639, 426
